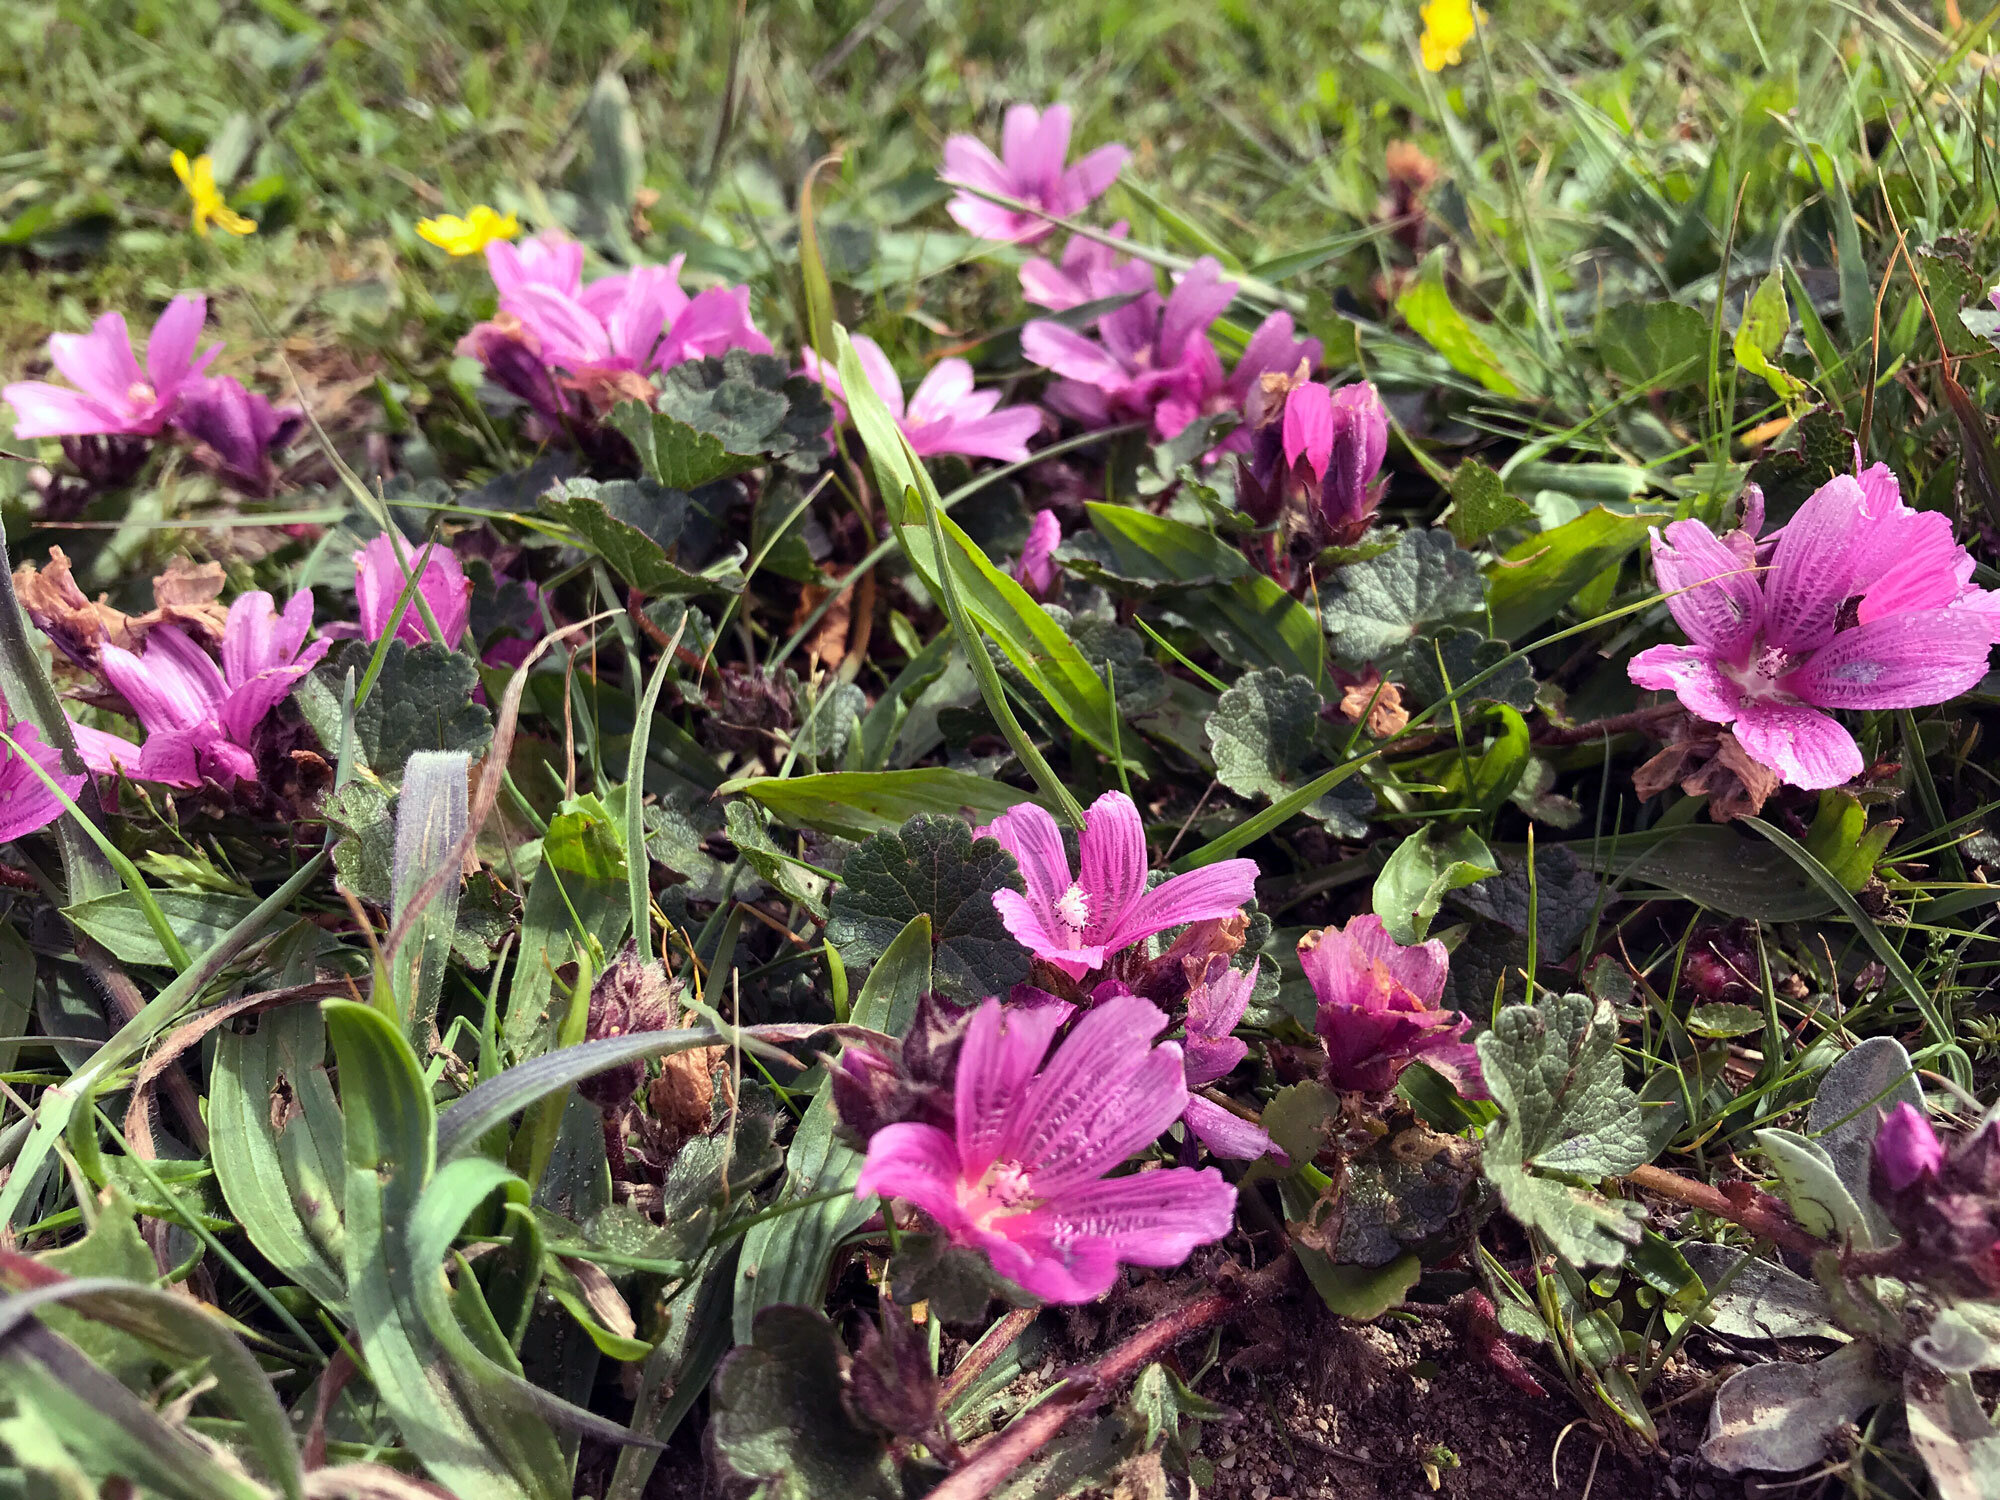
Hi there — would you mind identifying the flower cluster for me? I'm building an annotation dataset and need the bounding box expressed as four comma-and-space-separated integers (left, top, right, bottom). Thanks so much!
1870, 1103, 2000, 1296
2, 296, 300, 496
457, 229, 771, 423
1021, 256, 1320, 439
1631, 469, 2000, 790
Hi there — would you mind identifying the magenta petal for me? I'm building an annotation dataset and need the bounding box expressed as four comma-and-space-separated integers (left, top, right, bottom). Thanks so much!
1020, 320, 1129, 388
1412, 1038, 1488, 1100
925, 407, 1040, 462
1730, 701, 1861, 790
145, 294, 209, 394
1077, 790, 1150, 941
1652, 519, 1763, 657
1283, 383, 1334, 478
1105, 859, 1258, 956
953, 998, 1066, 1177
221, 590, 286, 683
1015, 509, 1062, 596
1873, 1102, 1944, 1192
1338, 915, 1448, 1002
904, 359, 978, 426
66, 717, 140, 776
102, 630, 224, 733
1234, 312, 1319, 398
2, 382, 131, 439
1763, 474, 1866, 652
847, 335, 906, 421
0, 724, 81, 844
1158, 258, 1238, 364
1030, 1166, 1236, 1268
50, 315, 143, 408
855, 1120, 972, 1238
988, 1225, 1120, 1303
1786, 612, 1996, 710
999, 993, 1182, 1189
1180, 1096, 1272, 1160
1628, 642, 1744, 724
1058, 143, 1130, 210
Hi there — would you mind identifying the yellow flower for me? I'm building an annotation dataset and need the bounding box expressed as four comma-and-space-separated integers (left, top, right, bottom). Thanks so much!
1419, 0, 1488, 71
172, 150, 257, 237
416, 204, 520, 256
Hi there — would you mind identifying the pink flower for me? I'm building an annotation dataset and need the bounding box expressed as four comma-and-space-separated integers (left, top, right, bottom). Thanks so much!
942, 104, 1130, 245
854, 992, 1236, 1303
355, 534, 473, 649
95, 591, 329, 788
1177, 959, 1273, 1161
1630, 472, 1999, 790
1021, 257, 1319, 438
1301, 914, 1485, 1097
4, 295, 215, 439
1013, 510, 1062, 598
976, 791, 1259, 982
1874, 1102, 1946, 1195
171, 375, 302, 497
0, 719, 84, 844
1282, 380, 1390, 542
802, 335, 1042, 463
484, 231, 586, 302
1019, 224, 1155, 313
503, 255, 770, 377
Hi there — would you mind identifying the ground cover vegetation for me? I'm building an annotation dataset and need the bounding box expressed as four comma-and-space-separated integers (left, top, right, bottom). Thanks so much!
4, 0, 2000, 1496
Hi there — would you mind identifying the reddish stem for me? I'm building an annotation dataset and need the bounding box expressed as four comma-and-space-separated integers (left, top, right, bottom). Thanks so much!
1625, 1163, 1828, 1258
1532, 703, 1682, 747
928, 1257, 1296, 1500
938, 1306, 1038, 1412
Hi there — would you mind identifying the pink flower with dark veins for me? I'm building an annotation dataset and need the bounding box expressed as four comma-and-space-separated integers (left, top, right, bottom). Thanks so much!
976, 791, 1259, 982
854, 992, 1237, 1303
1302, 914, 1485, 1098
802, 335, 1042, 463
355, 533, 473, 649
4, 295, 216, 439
1021, 257, 1319, 438
942, 104, 1130, 245
1013, 510, 1062, 599
1630, 471, 2000, 790
94, 590, 329, 788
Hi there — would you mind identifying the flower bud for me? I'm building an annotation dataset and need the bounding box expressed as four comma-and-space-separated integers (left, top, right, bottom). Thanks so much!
1872, 1102, 1945, 1196
577, 942, 680, 1110
1317, 381, 1389, 543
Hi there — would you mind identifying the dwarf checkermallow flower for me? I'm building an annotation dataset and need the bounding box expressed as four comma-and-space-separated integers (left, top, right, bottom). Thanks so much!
1302, 914, 1485, 1097
941, 104, 1130, 246
3, 296, 216, 440
354, 533, 473, 650
976, 791, 1259, 983
854, 992, 1236, 1303
800, 334, 1043, 464
1630, 469, 2000, 790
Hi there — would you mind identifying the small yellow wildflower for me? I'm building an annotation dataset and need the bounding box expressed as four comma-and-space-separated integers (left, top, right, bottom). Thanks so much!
416, 204, 520, 256
1418, 0, 1488, 72
172, 151, 257, 237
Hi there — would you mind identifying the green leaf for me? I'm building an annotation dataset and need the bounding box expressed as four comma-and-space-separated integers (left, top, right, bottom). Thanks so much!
325, 779, 393, 906
539, 476, 741, 597
1733, 268, 1808, 404
1753, 1128, 1869, 1246
1373, 826, 1498, 945
1802, 790, 1897, 893
62, 889, 257, 969
1687, 1003, 1764, 1038
391, 750, 469, 1039
1485, 506, 1664, 641
1171, 571, 1326, 682
1701, 1344, 1895, 1475
826, 814, 1028, 1002
605, 404, 763, 492
1575, 824, 1834, 922
710, 1306, 900, 1500
1074, 503, 1250, 586
1679, 1243, 1841, 1341
1395, 253, 1523, 396
209, 1007, 348, 1309
724, 768, 1045, 842
1596, 301, 1710, 390
1207, 668, 1324, 803
1392, 626, 1537, 711
35, 1190, 161, 1381
1905, 1368, 2000, 1500
1807, 1035, 1922, 1248
1478, 993, 1654, 1267
724, 800, 830, 918
0, 922, 33, 1076
655, 350, 834, 474
1322, 529, 1485, 662
1446, 460, 1533, 546
543, 795, 629, 883
1295, 1245, 1422, 1321
319, 640, 492, 781
327, 1000, 568, 1500
643, 784, 729, 903
574, 72, 642, 237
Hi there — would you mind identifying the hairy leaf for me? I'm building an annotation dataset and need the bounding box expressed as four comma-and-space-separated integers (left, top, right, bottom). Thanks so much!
1322, 529, 1485, 661
321, 640, 492, 780
709, 1306, 899, 1500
